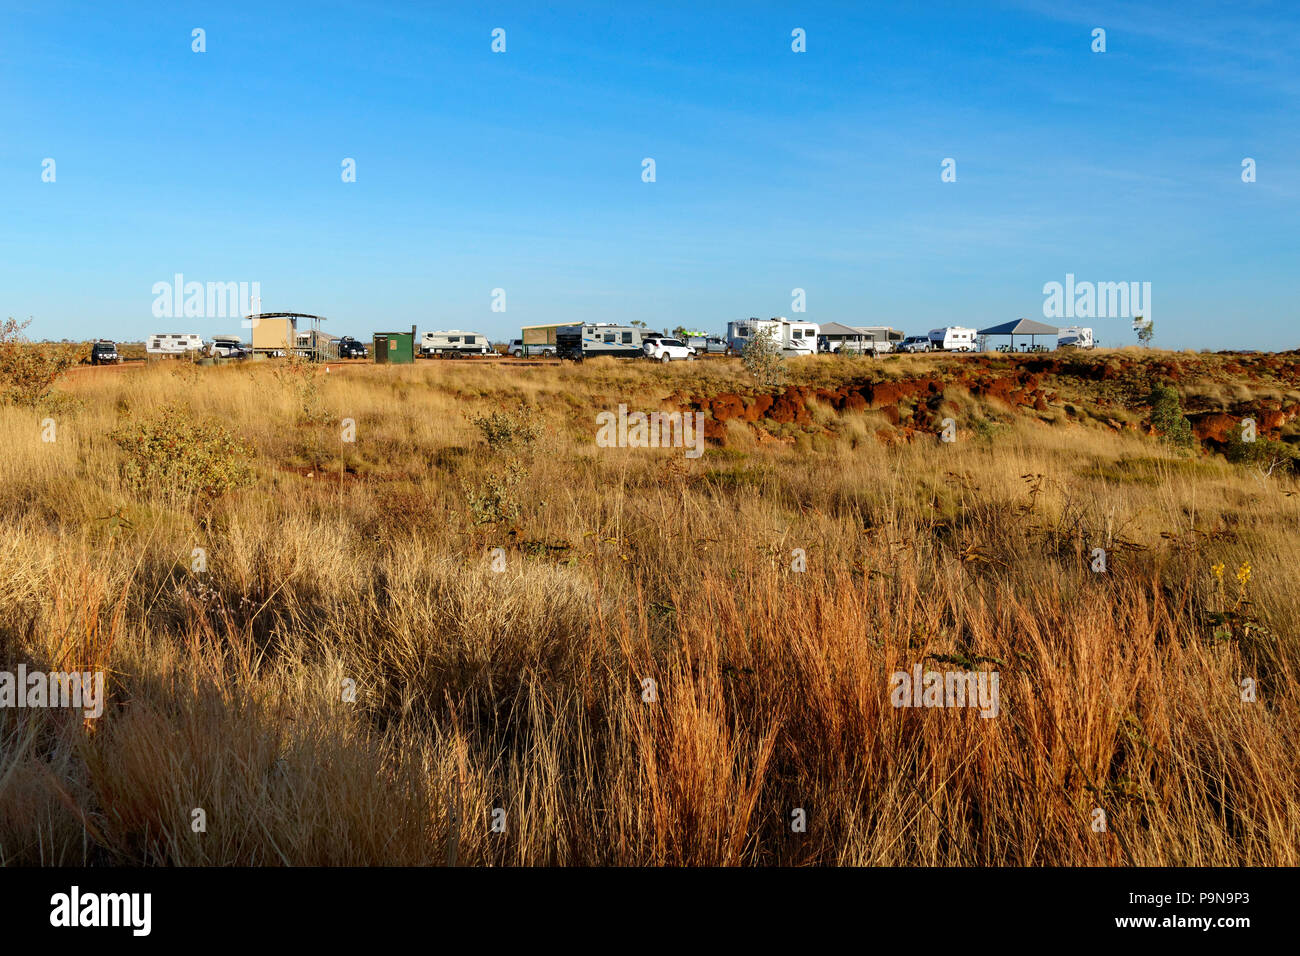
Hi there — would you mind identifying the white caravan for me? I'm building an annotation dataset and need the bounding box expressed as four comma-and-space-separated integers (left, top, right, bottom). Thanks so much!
146, 332, 204, 355
725, 317, 820, 357
420, 330, 492, 357
1057, 326, 1094, 349
555, 324, 647, 359
928, 326, 978, 352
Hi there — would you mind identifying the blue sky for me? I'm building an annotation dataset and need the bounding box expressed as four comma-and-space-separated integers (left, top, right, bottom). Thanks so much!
2, 1, 1297, 349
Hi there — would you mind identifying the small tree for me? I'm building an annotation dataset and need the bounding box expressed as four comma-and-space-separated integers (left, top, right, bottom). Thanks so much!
272, 349, 330, 425
1135, 316, 1154, 348
742, 325, 786, 388
1148, 385, 1193, 448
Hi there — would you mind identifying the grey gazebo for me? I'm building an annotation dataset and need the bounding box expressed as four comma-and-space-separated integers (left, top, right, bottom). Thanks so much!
978, 318, 1060, 352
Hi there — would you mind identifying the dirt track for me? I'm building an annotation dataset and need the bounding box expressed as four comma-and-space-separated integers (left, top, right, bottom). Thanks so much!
61, 355, 569, 377
62, 360, 147, 379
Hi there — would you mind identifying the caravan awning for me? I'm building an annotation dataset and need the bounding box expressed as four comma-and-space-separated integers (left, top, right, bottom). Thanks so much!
819, 322, 866, 337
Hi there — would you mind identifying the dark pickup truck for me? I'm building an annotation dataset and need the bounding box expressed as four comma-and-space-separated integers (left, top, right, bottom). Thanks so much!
337, 336, 369, 358
90, 340, 119, 365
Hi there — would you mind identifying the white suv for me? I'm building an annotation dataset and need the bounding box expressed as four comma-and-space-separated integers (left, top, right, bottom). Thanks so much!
642, 337, 694, 362
897, 336, 932, 353
508, 338, 554, 358
210, 339, 249, 358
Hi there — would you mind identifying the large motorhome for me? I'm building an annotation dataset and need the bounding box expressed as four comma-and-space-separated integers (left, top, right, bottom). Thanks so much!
725, 317, 820, 357
420, 330, 492, 357
555, 324, 648, 360
928, 326, 978, 352
1057, 326, 1095, 349
146, 332, 204, 355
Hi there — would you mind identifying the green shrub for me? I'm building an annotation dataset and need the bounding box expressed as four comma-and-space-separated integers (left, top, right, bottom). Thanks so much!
1147, 386, 1194, 448
463, 458, 529, 526
968, 416, 1007, 445
0, 318, 81, 408
1225, 430, 1299, 475
469, 404, 541, 456
273, 351, 330, 425
111, 404, 255, 500
463, 405, 542, 528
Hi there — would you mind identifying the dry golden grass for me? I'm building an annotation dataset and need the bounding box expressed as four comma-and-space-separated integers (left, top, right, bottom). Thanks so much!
1, 354, 1298, 865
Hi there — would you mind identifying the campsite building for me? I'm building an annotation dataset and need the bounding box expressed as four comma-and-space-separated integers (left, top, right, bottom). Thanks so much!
373, 327, 417, 364
248, 312, 329, 357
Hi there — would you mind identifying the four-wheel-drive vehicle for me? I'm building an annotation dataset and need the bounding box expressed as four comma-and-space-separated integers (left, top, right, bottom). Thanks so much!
210, 336, 250, 359
642, 336, 694, 362
896, 336, 932, 353
336, 336, 369, 358
508, 338, 555, 358
687, 335, 728, 354
90, 340, 119, 364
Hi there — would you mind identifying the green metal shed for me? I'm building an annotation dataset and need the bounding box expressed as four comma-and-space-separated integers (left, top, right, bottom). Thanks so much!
373, 329, 415, 364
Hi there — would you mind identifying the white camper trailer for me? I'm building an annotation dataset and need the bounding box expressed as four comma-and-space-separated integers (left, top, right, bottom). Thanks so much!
1058, 326, 1095, 349
725, 317, 820, 357
146, 332, 204, 356
420, 330, 492, 357
555, 324, 648, 360
928, 326, 978, 352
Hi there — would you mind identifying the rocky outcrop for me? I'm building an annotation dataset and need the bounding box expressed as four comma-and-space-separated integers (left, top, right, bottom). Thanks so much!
665, 354, 1300, 456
